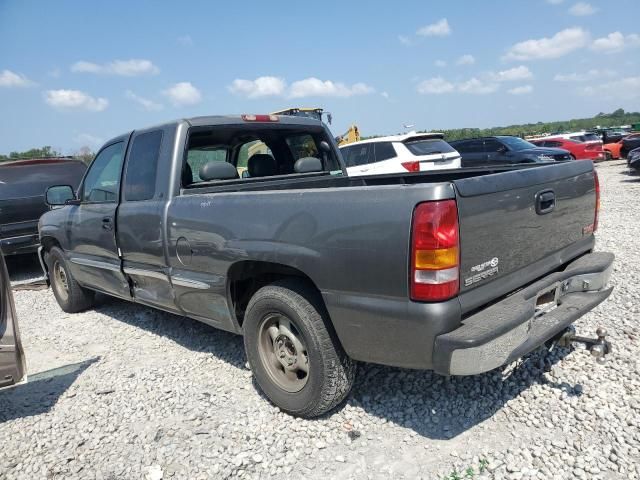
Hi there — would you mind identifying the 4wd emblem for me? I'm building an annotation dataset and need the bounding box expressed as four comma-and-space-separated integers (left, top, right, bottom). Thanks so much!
465, 257, 500, 287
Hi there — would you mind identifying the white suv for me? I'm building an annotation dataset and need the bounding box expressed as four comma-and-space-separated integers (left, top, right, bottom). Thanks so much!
339, 132, 461, 176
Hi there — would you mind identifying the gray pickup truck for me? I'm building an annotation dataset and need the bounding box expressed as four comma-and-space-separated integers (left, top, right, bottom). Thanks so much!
39, 115, 614, 417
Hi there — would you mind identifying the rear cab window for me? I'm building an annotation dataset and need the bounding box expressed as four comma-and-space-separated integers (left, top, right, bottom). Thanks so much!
182, 124, 341, 188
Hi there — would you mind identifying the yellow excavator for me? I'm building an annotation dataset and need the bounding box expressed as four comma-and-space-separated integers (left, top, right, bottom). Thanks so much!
271, 107, 360, 146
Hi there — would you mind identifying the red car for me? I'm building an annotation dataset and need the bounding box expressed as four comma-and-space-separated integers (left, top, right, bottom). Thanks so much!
530, 137, 605, 162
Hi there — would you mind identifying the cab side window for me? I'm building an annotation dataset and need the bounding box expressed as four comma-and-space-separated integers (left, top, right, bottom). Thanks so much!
82, 142, 125, 203
124, 130, 163, 201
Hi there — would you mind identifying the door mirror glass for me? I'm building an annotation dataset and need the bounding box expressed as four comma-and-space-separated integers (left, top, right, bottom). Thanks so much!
45, 185, 74, 206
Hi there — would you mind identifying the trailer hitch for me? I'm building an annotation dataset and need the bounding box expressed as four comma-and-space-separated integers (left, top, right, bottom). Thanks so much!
555, 327, 612, 363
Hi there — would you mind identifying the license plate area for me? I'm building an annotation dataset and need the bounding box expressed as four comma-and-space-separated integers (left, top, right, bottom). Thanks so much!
534, 282, 561, 317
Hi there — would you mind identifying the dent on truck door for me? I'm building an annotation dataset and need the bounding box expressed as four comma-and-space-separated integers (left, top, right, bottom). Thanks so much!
117, 128, 179, 313
66, 141, 130, 299
0, 250, 27, 389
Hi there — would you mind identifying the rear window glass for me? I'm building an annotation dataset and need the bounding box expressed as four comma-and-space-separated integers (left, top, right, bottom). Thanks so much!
183, 126, 340, 187
405, 139, 456, 156
186, 148, 228, 183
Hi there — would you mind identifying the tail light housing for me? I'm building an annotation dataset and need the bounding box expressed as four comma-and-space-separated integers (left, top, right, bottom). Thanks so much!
401, 161, 420, 172
410, 200, 460, 301
594, 170, 600, 232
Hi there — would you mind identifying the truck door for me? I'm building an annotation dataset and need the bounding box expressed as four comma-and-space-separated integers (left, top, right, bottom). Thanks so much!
458, 139, 486, 167
65, 140, 130, 299
484, 138, 510, 166
117, 128, 179, 313
0, 251, 26, 389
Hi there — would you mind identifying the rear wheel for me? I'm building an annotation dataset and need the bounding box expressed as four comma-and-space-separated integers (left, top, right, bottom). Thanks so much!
243, 280, 356, 418
47, 247, 95, 313
604, 150, 612, 161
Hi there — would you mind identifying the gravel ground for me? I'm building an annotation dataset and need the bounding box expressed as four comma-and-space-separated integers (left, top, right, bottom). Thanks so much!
1, 161, 638, 480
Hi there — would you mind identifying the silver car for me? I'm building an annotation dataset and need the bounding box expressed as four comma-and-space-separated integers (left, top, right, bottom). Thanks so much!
0, 248, 27, 390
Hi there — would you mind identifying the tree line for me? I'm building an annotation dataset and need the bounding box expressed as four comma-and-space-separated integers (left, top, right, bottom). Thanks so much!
0, 145, 95, 164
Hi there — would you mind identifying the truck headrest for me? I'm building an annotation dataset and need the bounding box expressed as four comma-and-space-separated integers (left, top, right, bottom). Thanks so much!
199, 161, 239, 181
294, 157, 323, 173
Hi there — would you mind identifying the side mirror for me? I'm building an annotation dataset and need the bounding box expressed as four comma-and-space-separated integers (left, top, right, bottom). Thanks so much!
45, 185, 75, 206
498, 145, 508, 154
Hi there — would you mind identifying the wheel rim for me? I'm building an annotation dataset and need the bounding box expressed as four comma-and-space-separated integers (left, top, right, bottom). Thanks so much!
53, 260, 69, 302
257, 313, 309, 393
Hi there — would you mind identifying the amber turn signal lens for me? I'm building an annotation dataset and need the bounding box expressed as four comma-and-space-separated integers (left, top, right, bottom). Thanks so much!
415, 247, 459, 270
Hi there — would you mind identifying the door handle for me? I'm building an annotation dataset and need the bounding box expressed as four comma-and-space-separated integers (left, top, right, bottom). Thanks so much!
102, 217, 113, 230
535, 189, 556, 215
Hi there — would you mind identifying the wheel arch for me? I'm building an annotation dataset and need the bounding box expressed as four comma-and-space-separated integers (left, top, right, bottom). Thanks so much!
227, 260, 330, 330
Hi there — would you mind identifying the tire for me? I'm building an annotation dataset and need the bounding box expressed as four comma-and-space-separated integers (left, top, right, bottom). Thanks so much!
243, 279, 356, 418
570, 154, 576, 161
46, 247, 95, 313
604, 150, 612, 161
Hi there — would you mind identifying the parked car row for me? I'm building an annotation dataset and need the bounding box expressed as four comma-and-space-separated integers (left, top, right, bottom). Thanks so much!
529, 137, 605, 162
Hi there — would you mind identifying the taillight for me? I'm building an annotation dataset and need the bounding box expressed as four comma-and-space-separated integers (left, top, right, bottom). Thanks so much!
410, 200, 460, 302
594, 170, 600, 232
401, 161, 420, 172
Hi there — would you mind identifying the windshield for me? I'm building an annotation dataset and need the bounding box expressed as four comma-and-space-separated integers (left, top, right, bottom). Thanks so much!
404, 139, 456, 156
498, 136, 536, 151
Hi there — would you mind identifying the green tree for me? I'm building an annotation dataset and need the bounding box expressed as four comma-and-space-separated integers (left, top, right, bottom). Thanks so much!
0, 146, 62, 162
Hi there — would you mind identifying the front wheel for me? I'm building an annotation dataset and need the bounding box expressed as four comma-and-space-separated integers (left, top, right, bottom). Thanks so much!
46, 247, 95, 313
243, 280, 356, 418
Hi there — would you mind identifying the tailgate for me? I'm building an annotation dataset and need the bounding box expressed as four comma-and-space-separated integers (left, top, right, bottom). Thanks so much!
454, 161, 596, 302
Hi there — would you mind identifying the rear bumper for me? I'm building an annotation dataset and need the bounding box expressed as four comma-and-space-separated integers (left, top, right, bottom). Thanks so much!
0, 234, 40, 256
432, 251, 614, 375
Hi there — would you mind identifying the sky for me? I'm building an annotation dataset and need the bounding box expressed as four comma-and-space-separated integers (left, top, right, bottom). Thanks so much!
1, 0, 639, 154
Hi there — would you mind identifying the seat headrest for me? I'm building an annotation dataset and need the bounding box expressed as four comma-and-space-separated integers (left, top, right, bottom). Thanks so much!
294, 157, 323, 173
199, 161, 239, 181
248, 154, 277, 177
